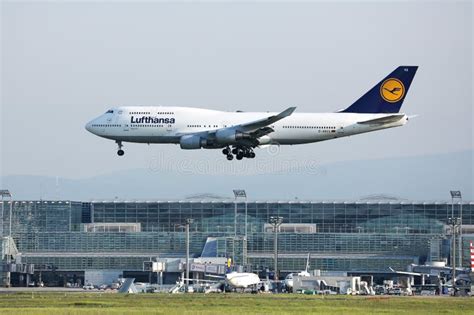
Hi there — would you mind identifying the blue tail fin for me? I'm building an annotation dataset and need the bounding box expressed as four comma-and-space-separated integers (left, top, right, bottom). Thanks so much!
342, 66, 418, 114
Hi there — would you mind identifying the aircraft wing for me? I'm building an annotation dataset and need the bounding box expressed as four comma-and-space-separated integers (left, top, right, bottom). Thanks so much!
211, 107, 295, 145
207, 107, 295, 140
177, 107, 295, 147
178, 107, 295, 137
233, 107, 296, 132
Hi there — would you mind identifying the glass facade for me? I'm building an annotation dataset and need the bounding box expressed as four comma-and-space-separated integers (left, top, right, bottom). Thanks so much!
1, 200, 473, 273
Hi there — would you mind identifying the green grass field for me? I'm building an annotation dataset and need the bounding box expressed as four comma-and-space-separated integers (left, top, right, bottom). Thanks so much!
0, 293, 472, 314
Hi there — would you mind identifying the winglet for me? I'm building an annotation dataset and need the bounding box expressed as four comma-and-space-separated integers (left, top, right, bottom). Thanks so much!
278, 107, 296, 118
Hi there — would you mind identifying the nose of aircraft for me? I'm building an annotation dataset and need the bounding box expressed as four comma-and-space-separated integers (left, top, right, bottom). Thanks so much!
85, 121, 94, 133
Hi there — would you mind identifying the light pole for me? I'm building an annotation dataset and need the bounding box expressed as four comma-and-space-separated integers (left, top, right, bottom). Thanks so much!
9, 201, 12, 240
185, 218, 194, 292
233, 190, 247, 266
0, 190, 12, 287
448, 216, 461, 295
269, 216, 283, 281
0, 190, 12, 238
450, 191, 462, 268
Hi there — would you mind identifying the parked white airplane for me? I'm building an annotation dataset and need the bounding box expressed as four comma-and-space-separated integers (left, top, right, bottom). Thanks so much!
86, 66, 417, 160
173, 271, 261, 293
179, 271, 261, 292
225, 272, 261, 289
284, 253, 311, 292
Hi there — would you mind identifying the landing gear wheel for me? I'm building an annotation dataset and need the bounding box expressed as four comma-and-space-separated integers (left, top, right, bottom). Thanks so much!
236, 153, 244, 160
222, 148, 229, 155
231, 148, 238, 155
249, 152, 256, 158
226, 154, 234, 161
116, 140, 124, 157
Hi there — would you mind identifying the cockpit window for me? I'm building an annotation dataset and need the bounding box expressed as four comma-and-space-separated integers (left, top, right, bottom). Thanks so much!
105, 110, 114, 114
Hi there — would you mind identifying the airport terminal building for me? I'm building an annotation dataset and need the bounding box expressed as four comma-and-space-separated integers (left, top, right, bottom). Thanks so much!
1, 199, 473, 285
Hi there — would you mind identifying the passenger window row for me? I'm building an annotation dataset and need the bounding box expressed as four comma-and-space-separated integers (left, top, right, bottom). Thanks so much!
131, 125, 164, 127
283, 126, 336, 129
130, 111, 174, 115
187, 125, 219, 128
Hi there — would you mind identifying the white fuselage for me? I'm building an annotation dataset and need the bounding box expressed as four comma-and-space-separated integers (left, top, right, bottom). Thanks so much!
85, 106, 408, 147
225, 272, 261, 288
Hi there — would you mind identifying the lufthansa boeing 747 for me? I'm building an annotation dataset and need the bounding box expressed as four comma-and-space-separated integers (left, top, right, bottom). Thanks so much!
85, 66, 418, 160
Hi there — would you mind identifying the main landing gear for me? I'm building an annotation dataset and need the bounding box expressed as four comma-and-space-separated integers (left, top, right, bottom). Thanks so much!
116, 141, 124, 156
222, 146, 255, 161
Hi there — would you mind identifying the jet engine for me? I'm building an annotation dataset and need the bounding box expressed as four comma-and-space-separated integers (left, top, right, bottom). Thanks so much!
180, 135, 208, 149
257, 135, 272, 145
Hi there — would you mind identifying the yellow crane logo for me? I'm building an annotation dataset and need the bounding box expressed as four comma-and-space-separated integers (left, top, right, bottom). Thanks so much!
380, 78, 405, 103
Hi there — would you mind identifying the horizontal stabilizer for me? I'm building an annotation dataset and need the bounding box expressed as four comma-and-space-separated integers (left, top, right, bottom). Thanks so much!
357, 114, 405, 125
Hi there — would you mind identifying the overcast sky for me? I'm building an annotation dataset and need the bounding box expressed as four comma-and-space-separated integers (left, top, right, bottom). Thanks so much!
1, 1, 472, 182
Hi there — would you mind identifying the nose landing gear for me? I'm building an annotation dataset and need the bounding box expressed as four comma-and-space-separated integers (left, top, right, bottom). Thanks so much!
116, 141, 125, 156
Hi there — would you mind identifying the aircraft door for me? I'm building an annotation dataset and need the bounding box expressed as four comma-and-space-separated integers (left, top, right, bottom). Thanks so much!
336, 126, 345, 137
166, 124, 174, 134
115, 110, 130, 131
164, 120, 176, 135
121, 110, 129, 132
115, 110, 122, 124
